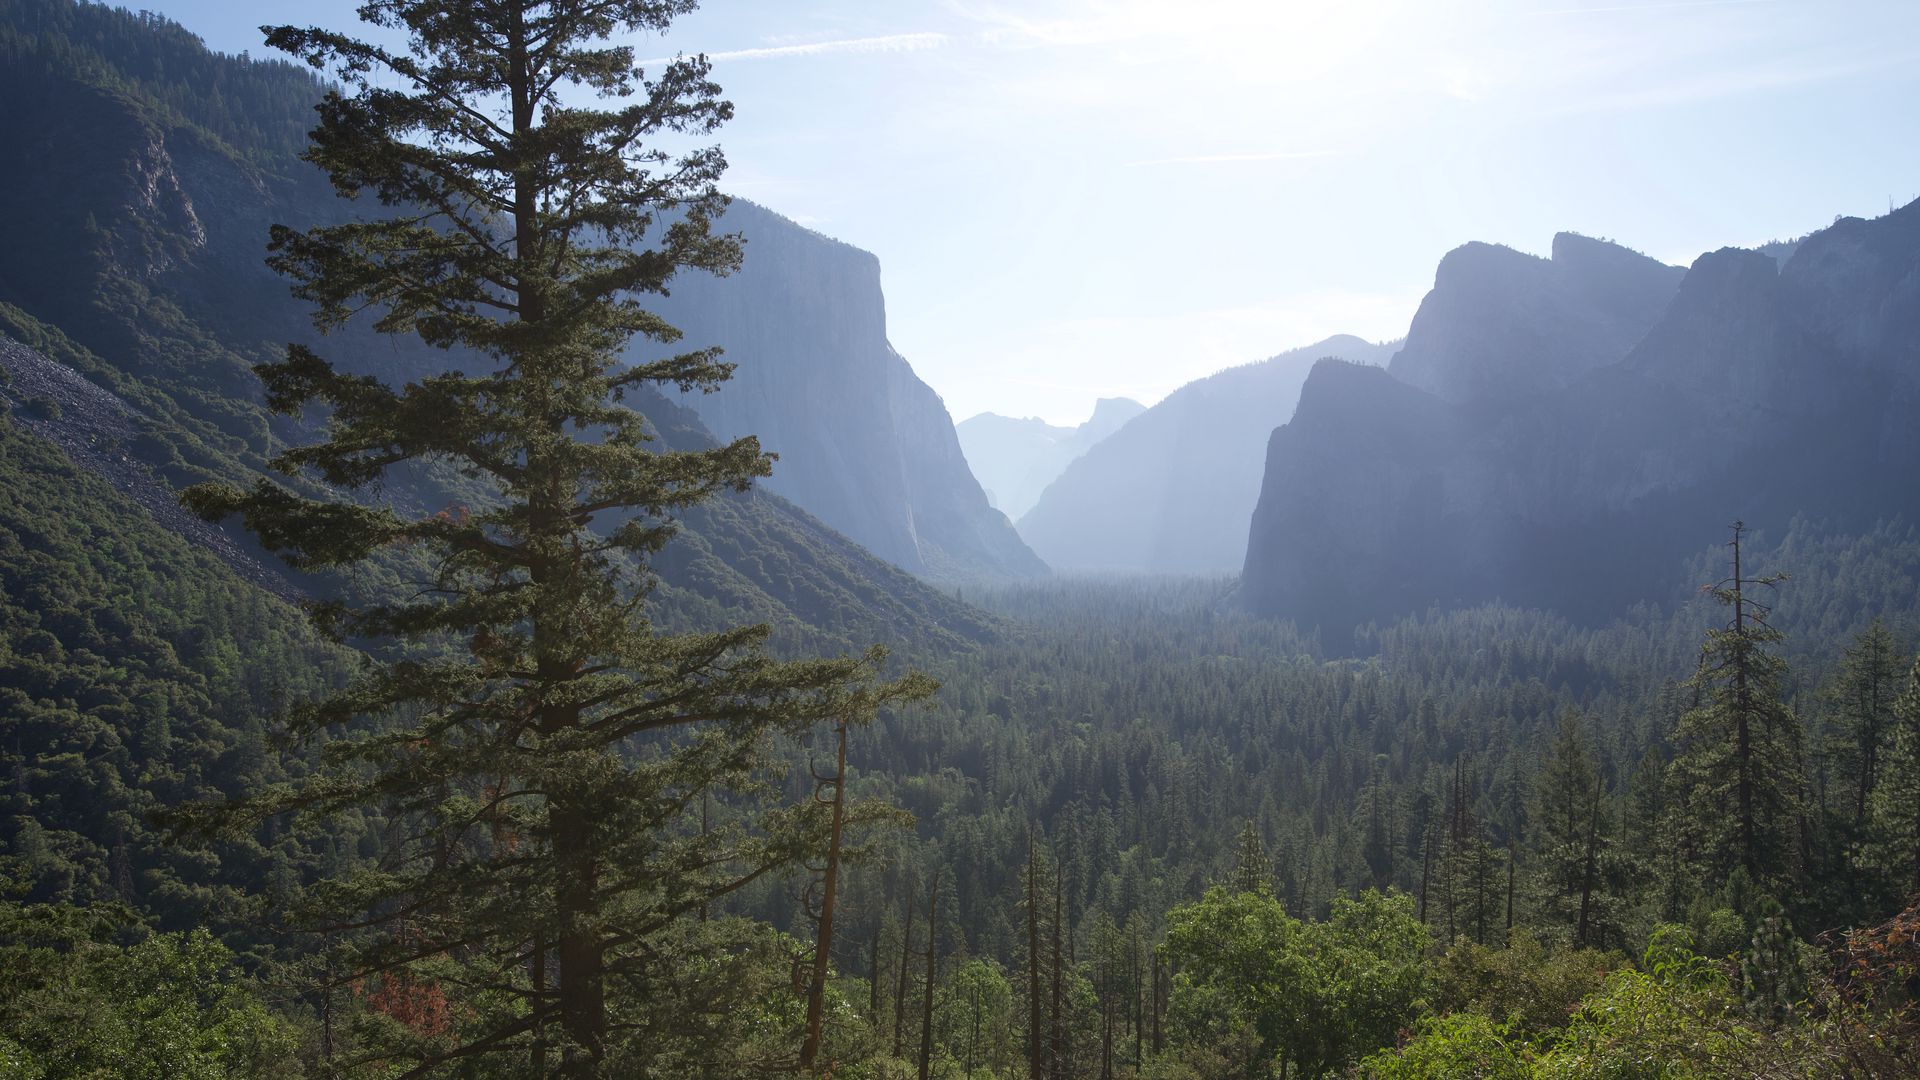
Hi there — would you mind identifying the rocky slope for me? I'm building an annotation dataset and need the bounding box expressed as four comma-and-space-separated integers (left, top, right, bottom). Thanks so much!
1017, 335, 1394, 574
1388, 233, 1684, 403
639, 199, 1048, 582
1242, 203, 1920, 639
0, 0, 1001, 650
956, 396, 1145, 519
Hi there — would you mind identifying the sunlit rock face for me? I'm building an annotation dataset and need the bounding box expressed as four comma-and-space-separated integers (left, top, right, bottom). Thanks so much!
1242, 201, 1920, 641
638, 199, 1047, 582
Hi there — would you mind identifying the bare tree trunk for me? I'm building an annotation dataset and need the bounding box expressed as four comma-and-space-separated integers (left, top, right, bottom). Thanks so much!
1576, 777, 1601, 948
870, 921, 884, 1036
1100, 951, 1113, 1080
531, 936, 546, 1075
1151, 950, 1163, 1055
800, 718, 851, 1071
1050, 866, 1064, 1077
895, 879, 916, 1059
1418, 821, 1432, 925
918, 873, 940, 1080
968, 980, 980, 1077
1504, 841, 1516, 943
1027, 834, 1044, 1080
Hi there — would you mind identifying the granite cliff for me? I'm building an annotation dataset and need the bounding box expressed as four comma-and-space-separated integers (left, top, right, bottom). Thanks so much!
638, 200, 1047, 582
1242, 203, 1920, 639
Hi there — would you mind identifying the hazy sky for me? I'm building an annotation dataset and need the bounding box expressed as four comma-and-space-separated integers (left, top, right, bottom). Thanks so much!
144, 0, 1920, 425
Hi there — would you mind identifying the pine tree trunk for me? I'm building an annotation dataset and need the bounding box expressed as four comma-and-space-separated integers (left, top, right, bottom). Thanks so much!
918, 873, 939, 1080
551, 800, 606, 1074
1151, 950, 1164, 1055
531, 936, 546, 1075
1576, 781, 1600, 948
869, 923, 884, 1037
1028, 834, 1043, 1080
1051, 866, 1064, 1077
894, 883, 915, 1059
800, 719, 850, 1071
1733, 525, 1758, 877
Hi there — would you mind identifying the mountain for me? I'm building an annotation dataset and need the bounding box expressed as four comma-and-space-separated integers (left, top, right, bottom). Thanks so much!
0, 0, 999, 652
1242, 206, 1920, 639
638, 199, 1048, 582
955, 396, 1145, 519
1016, 335, 1395, 574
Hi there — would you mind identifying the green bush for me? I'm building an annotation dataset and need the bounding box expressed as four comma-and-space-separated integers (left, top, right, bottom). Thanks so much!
1357, 1013, 1531, 1079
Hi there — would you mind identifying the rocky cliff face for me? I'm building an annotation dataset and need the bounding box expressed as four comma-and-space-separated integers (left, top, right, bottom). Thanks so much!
1242, 203, 1920, 640
0, 5, 1006, 647
638, 200, 1047, 582
1388, 234, 1684, 403
956, 396, 1145, 519
1017, 335, 1394, 574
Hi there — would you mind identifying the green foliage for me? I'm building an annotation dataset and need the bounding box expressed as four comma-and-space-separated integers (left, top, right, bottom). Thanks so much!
1529, 711, 1627, 949
1428, 931, 1615, 1043
1874, 649, 1920, 892
171, 2, 936, 1075
1666, 524, 1804, 888
933, 957, 1017, 1076
0, 889, 303, 1079
1162, 885, 1427, 1078
1227, 821, 1271, 895
0, 420, 354, 929
1537, 927, 1750, 1079
1356, 1012, 1531, 1079
1739, 911, 1809, 1026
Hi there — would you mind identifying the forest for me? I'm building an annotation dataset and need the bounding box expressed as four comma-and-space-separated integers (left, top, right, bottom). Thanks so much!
0, 0, 1918, 1077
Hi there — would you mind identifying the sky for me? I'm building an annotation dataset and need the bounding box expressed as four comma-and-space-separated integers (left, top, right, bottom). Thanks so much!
143, 0, 1920, 425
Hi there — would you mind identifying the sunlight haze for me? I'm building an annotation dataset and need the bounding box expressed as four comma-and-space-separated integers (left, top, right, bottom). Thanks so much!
142, 0, 1920, 424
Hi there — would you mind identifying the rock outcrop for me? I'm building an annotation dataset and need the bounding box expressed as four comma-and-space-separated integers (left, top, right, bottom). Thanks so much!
1242, 203, 1920, 639
639, 200, 1048, 582
1388, 234, 1683, 403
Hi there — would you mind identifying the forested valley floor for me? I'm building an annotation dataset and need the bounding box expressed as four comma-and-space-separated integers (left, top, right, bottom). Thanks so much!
6, 497, 1920, 1076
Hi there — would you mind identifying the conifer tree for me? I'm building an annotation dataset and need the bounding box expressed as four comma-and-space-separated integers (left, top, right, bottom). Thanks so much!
181, 2, 932, 1074
1822, 621, 1903, 830
1873, 651, 1920, 891
1228, 820, 1271, 895
1668, 522, 1804, 888
1529, 711, 1617, 948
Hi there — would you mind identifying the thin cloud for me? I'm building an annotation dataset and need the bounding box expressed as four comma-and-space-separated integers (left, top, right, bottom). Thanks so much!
639, 32, 949, 66
1561, 49, 1917, 113
1126, 150, 1348, 167
1527, 0, 1778, 15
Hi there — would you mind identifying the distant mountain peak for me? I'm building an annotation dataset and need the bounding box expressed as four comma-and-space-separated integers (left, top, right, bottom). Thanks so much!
1389, 230, 1683, 403
1016, 334, 1395, 574
957, 396, 1146, 521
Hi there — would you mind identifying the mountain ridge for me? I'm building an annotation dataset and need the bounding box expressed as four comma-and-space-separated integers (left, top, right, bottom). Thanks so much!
956, 395, 1146, 519
1017, 333, 1395, 574
1242, 202, 1920, 638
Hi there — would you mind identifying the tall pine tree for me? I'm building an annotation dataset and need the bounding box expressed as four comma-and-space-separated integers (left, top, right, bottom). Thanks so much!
182, 2, 932, 1074
1528, 711, 1619, 948
1668, 522, 1803, 890
1873, 650, 1920, 892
